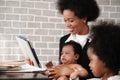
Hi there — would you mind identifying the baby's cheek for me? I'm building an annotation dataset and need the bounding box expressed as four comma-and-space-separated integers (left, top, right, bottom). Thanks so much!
61, 58, 67, 63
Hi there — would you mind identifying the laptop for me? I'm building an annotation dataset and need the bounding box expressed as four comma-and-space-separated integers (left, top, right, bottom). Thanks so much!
16, 35, 41, 68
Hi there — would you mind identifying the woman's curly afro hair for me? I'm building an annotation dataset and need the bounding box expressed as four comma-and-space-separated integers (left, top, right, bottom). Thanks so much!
57, 0, 100, 21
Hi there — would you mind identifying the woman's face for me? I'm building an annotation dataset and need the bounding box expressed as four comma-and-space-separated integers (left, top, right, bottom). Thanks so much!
63, 9, 86, 35
87, 48, 108, 77
60, 45, 78, 64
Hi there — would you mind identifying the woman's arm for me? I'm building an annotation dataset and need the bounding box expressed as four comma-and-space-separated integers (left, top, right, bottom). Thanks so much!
47, 64, 74, 79
70, 64, 88, 79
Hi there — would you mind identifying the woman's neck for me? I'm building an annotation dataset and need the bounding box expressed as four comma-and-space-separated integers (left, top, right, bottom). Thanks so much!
78, 24, 89, 35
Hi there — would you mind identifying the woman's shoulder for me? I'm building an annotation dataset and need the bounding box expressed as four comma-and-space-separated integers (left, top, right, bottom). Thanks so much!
61, 34, 71, 38
60, 34, 71, 41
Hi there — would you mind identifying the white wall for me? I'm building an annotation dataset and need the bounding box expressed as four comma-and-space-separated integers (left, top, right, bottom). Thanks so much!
0, 0, 120, 67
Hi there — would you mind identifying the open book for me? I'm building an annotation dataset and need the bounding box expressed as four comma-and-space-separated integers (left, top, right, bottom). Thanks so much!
16, 36, 41, 68
1, 35, 47, 73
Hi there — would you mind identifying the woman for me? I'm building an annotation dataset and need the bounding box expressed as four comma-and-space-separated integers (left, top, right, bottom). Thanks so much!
48, 0, 100, 80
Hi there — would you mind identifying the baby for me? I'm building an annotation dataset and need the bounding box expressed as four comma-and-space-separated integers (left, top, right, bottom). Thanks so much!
46, 40, 88, 80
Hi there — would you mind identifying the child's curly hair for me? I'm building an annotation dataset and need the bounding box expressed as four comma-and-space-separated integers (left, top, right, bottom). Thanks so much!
89, 21, 120, 72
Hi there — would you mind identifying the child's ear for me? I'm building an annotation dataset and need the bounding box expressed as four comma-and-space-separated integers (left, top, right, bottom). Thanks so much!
75, 54, 79, 60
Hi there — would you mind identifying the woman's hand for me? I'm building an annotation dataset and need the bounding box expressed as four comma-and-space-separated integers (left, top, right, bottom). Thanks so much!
70, 64, 88, 79
70, 71, 79, 80
47, 64, 74, 79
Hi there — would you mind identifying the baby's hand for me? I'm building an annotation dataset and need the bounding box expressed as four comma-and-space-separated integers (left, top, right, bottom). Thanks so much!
45, 61, 53, 68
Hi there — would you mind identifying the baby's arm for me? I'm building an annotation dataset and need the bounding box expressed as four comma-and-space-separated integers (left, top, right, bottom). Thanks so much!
69, 64, 88, 79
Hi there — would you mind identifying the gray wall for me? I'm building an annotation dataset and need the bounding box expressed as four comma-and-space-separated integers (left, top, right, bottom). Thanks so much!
0, 0, 120, 67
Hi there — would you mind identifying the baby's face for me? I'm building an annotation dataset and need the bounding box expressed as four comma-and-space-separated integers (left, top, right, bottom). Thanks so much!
61, 45, 77, 64
87, 48, 107, 77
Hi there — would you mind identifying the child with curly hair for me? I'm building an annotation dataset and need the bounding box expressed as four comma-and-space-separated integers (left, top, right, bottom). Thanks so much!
87, 21, 120, 80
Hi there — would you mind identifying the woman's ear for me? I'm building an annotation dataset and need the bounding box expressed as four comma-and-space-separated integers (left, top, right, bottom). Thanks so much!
82, 17, 87, 23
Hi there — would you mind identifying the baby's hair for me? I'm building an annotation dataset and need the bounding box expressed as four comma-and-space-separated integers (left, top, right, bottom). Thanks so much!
63, 40, 82, 63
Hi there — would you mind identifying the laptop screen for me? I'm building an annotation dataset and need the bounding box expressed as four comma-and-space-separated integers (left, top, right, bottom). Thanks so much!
16, 36, 41, 68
